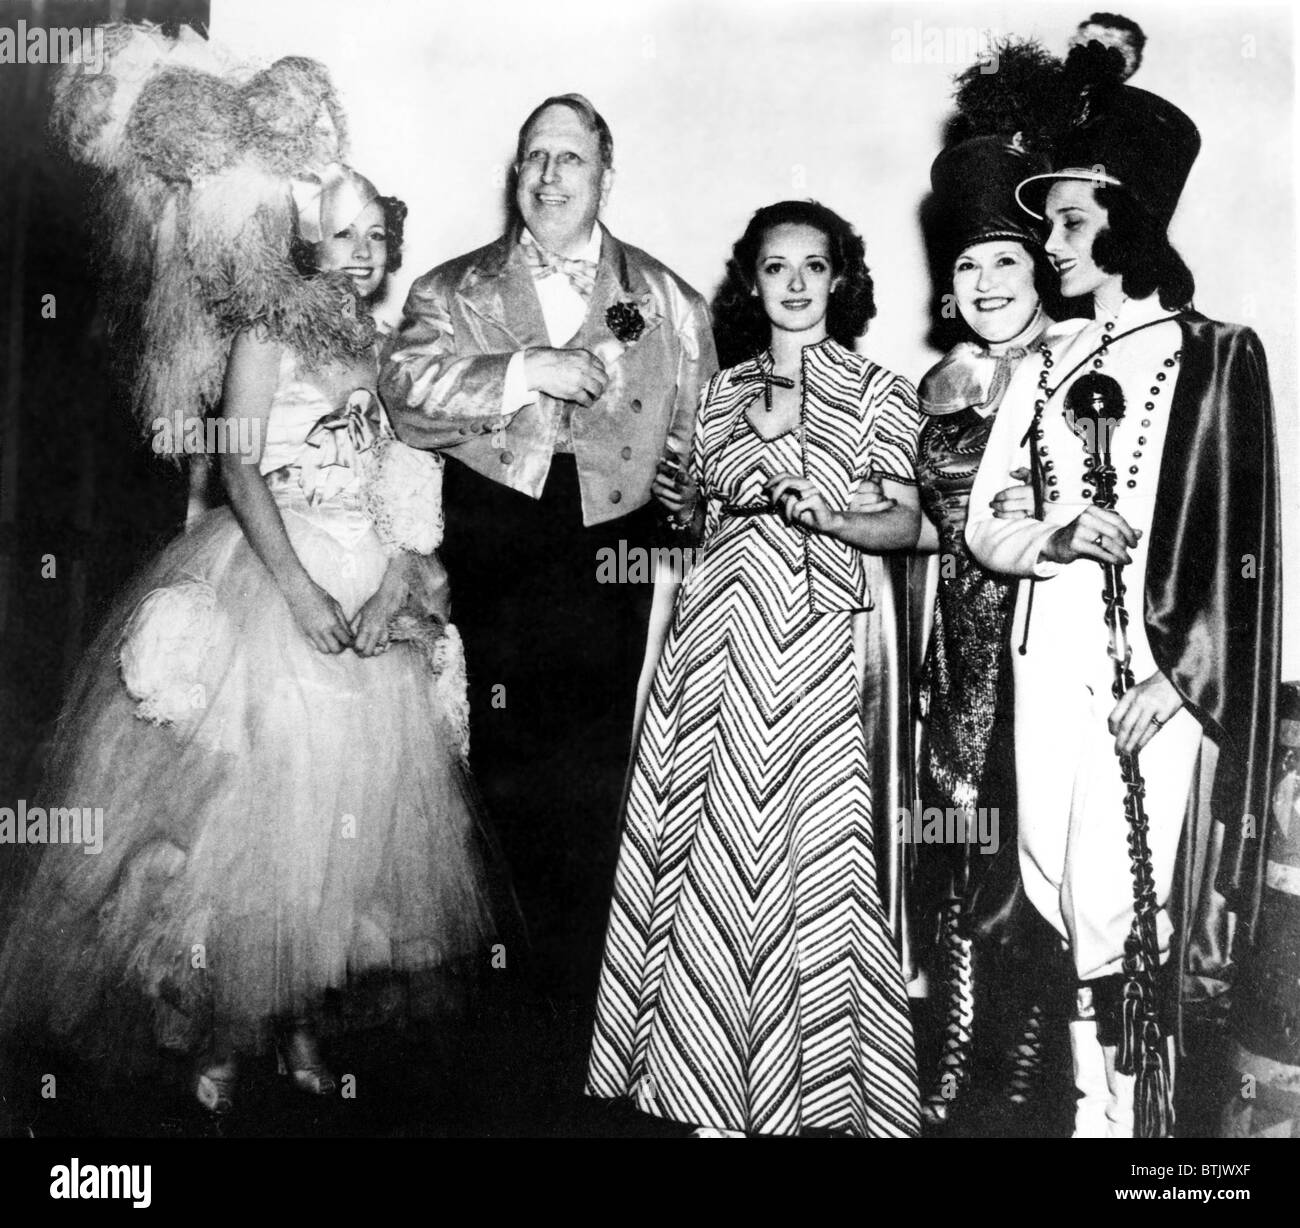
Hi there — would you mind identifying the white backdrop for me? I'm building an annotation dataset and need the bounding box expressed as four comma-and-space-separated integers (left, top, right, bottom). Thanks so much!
217, 0, 1298, 670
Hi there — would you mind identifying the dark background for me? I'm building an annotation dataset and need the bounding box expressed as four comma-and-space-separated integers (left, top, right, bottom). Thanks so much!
0, 0, 213, 803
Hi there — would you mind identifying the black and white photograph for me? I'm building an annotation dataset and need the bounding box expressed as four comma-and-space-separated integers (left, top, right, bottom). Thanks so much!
0, 0, 1295, 1196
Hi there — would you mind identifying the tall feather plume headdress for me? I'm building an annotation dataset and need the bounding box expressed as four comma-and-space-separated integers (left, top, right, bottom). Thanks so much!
48, 22, 376, 460
928, 36, 1129, 295
945, 34, 1064, 150
946, 34, 1129, 154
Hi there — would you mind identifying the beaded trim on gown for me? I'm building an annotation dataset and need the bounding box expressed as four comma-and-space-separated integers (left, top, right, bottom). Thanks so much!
0, 348, 497, 1069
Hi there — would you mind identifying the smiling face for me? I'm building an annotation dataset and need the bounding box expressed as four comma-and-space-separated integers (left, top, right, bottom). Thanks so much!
952, 239, 1039, 344
754, 223, 840, 341
1043, 179, 1121, 302
515, 104, 612, 256
315, 199, 387, 299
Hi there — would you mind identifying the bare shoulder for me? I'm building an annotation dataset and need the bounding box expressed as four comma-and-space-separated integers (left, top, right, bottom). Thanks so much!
226, 328, 286, 387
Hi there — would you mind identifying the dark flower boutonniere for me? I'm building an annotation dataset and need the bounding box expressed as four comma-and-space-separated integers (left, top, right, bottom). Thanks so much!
606, 300, 647, 344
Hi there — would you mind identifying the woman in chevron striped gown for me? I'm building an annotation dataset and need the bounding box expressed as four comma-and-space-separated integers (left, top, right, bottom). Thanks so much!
587, 202, 923, 1137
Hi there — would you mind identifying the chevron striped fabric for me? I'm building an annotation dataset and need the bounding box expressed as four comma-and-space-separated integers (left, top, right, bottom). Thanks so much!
587, 342, 923, 1137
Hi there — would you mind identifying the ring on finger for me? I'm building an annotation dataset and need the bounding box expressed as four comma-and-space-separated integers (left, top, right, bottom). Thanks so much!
1093, 532, 1104, 546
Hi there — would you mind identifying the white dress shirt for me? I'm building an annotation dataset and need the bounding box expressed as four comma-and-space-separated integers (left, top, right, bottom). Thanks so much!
501, 225, 604, 449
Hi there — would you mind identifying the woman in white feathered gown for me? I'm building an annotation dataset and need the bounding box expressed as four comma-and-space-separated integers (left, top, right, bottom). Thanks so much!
0, 167, 499, 1116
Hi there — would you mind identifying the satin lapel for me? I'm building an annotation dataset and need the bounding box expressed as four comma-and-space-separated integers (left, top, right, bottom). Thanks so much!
457, 235, 550, 350
567, 233, 664, 356
567, 257, 622, 352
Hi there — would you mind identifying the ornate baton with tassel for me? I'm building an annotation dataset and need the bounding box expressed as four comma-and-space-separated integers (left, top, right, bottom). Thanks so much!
1065, 371, 1175, 1139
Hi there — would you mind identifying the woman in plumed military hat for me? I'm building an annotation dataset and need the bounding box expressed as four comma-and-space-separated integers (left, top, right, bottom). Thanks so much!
854, 38, 1077, 1131
906, 135, 1063, 1133
967, 47, 1281, 1138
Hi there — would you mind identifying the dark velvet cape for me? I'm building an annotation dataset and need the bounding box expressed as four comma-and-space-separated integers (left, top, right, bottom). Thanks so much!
1147, 314, 1282, 976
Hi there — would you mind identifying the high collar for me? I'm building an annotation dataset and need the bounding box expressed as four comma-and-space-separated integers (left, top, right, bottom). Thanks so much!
755, 334, 840, 373
726, 336, 845, 392
1092, 292, 1173, 331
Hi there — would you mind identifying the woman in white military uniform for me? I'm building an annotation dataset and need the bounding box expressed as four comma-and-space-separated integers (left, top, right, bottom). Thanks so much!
967, 73, 1281, 1137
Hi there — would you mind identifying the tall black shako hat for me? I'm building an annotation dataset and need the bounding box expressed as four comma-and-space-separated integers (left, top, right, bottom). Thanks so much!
930, 135, 1047, 269
1016, 82, 1200, 227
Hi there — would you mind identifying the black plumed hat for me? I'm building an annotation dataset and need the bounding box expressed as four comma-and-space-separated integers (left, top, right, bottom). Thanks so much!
930, 135, 1048, 268
1016, 82, 1200, 228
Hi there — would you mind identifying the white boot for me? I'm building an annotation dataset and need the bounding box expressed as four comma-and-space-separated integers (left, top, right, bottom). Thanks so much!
1102, 1044, 1135, 1138
1069, 1019, 1109, 1138
1103, 1036, 1176, 1138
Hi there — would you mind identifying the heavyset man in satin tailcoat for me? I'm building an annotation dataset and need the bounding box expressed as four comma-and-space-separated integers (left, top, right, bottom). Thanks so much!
381, 94, 717, 1003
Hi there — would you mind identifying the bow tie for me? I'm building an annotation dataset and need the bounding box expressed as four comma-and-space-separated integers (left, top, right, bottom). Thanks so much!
519, 234, 598, 300
730, 366, 796, 412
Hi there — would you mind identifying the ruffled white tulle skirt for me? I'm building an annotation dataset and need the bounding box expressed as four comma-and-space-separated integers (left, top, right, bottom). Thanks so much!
0, 498, 498, 1065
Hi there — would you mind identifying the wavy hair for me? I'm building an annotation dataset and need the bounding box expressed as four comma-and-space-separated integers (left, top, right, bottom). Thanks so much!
290, 194, 408, 287
711, 200, 876, 369
1091, 185, 1195, 310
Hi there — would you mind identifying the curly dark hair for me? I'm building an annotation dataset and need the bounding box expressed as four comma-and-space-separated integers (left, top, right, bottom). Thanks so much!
290, 194, 408, 288
711, 200, 876, 369
1090, 185, 1195, 310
